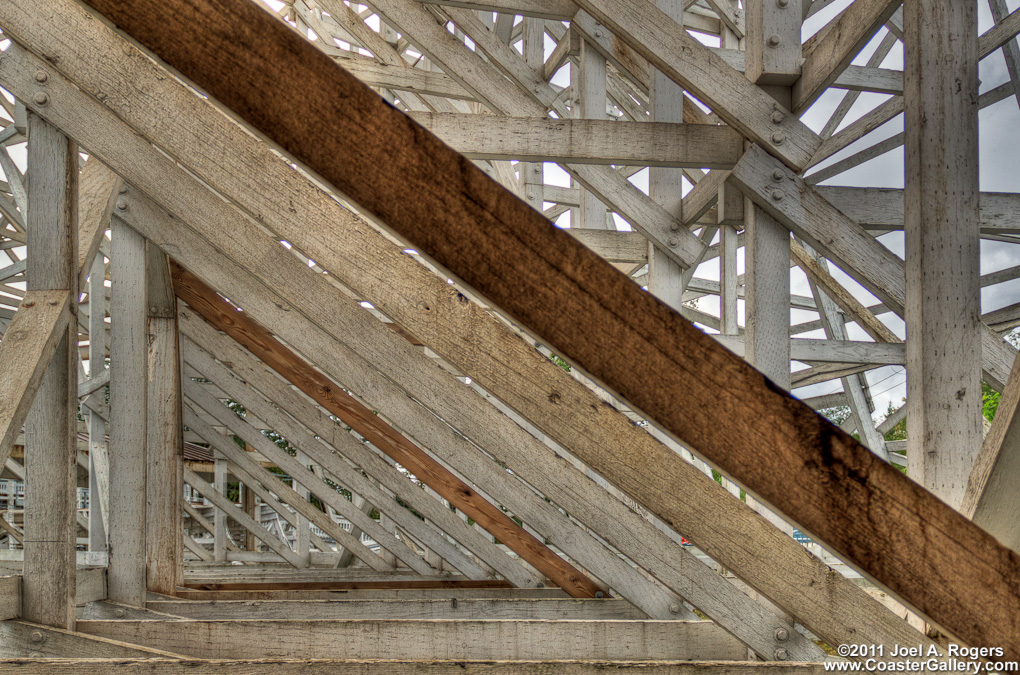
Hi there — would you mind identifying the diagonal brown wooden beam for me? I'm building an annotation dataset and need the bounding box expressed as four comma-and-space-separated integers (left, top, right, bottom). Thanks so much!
792, 0, 901, 114
170, 263, 600, 598
74, 0, 1020, 653
0, 290, 73, 470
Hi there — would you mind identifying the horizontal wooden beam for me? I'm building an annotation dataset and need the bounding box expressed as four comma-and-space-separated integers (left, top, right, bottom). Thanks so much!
146, 597, 647, 620
0, 659, 831, 675
0, 621, 185, 658
77, 619, 747, 660
408, 113, 744, 168
64, 0, 1020, 655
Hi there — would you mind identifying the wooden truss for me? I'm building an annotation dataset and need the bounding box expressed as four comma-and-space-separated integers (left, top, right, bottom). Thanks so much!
0, 0, 1018, 669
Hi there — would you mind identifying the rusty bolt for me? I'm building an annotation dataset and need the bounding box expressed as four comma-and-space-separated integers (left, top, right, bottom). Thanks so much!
23, 300, 35, 308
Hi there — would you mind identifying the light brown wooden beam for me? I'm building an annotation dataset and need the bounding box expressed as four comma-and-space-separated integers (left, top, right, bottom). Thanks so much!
72, 0, 1020, 654
170, 264, 599, 599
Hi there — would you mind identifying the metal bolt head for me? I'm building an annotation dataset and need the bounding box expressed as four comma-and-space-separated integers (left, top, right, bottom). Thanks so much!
33, 91, 49, 106
772, 169, 785, 182
669, 602, 683, 614
669, 221, 680, 232
30, 630, 44, 643
116, 199, 127, 211
594, 590, 605, 599
771, 111, 786, 124
668, 237, 678, 247
771, 189, 784, 201
150, 305, 159, 313
775, 648, 789, 661
23, 300, 35, 308
771, 132, 786, 145
47, 299, 58, 306
595, 29, 603, 38
114, 608, 126, 618
767, 34, 782, 47
777, 0, 789, 7
119, 184, 129, 194
775, 627, 789, 642
34, 70, 49, 83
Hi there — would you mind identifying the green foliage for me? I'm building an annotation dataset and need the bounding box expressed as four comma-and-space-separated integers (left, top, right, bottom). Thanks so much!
818, 405, 852, 426
550, 354, 571, 372
982, 382, 1001, 423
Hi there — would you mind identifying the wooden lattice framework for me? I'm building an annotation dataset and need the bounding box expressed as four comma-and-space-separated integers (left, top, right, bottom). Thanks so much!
0, 0, 1018, 670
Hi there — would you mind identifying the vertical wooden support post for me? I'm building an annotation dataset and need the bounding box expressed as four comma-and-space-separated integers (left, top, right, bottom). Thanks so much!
213, 452, 227, 561
647, 0, 685, 310
521, 18, 544, 215
904, 0, 982, 508
109, 214, 148, 606
22, 113, 79, 629
294, 450, 311, 565
242, 483, 256, 551
576, 37, 608, 230
87, 252, 109, 558
145, 243, 182, 594
745, 0, 801, 86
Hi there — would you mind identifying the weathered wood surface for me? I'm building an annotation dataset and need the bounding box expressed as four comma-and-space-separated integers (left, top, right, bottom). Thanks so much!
407, 114, 743, 168
182, 467, 307, 570
146, 598, 647, 620
168, 587, 568, 601
21, 114, 79, 631
77, 619, 748, 660
904, 0, 983, 509
75, 159, 122, 289
0, 291, 72, 470
61, 0, 1020, 655
145, 247, 183, 595
108, 216, 148, 607
171, 264, 600, 598
793, 0, 901, 112
0, 576, 20, 620
0, 620, 185, 658
0, 2, 932, 657
0, 659, 832, 675
963, 351, 1020, 551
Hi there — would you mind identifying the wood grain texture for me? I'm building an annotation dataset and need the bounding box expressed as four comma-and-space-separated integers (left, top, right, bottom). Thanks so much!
22, 114, 79, 630
65, 0, 1020, 654
0, 659, 832, 674
76, 619, 747, 660
170, 264, 599, 599
0, 290, 72, 471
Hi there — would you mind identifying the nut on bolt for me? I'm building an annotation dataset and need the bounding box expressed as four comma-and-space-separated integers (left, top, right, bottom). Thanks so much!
772, 169, 785, 182
771, 189, 784, 201
30, 630, 44, 643
771, 132, 786, 145
772, 111, 786, 124
775, 648, 789, 661
34, 70, 49, 83
767, 34, 782, 47
33, 92, 49, 106
774, 627, 789, 642
669, 603, 683, 614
